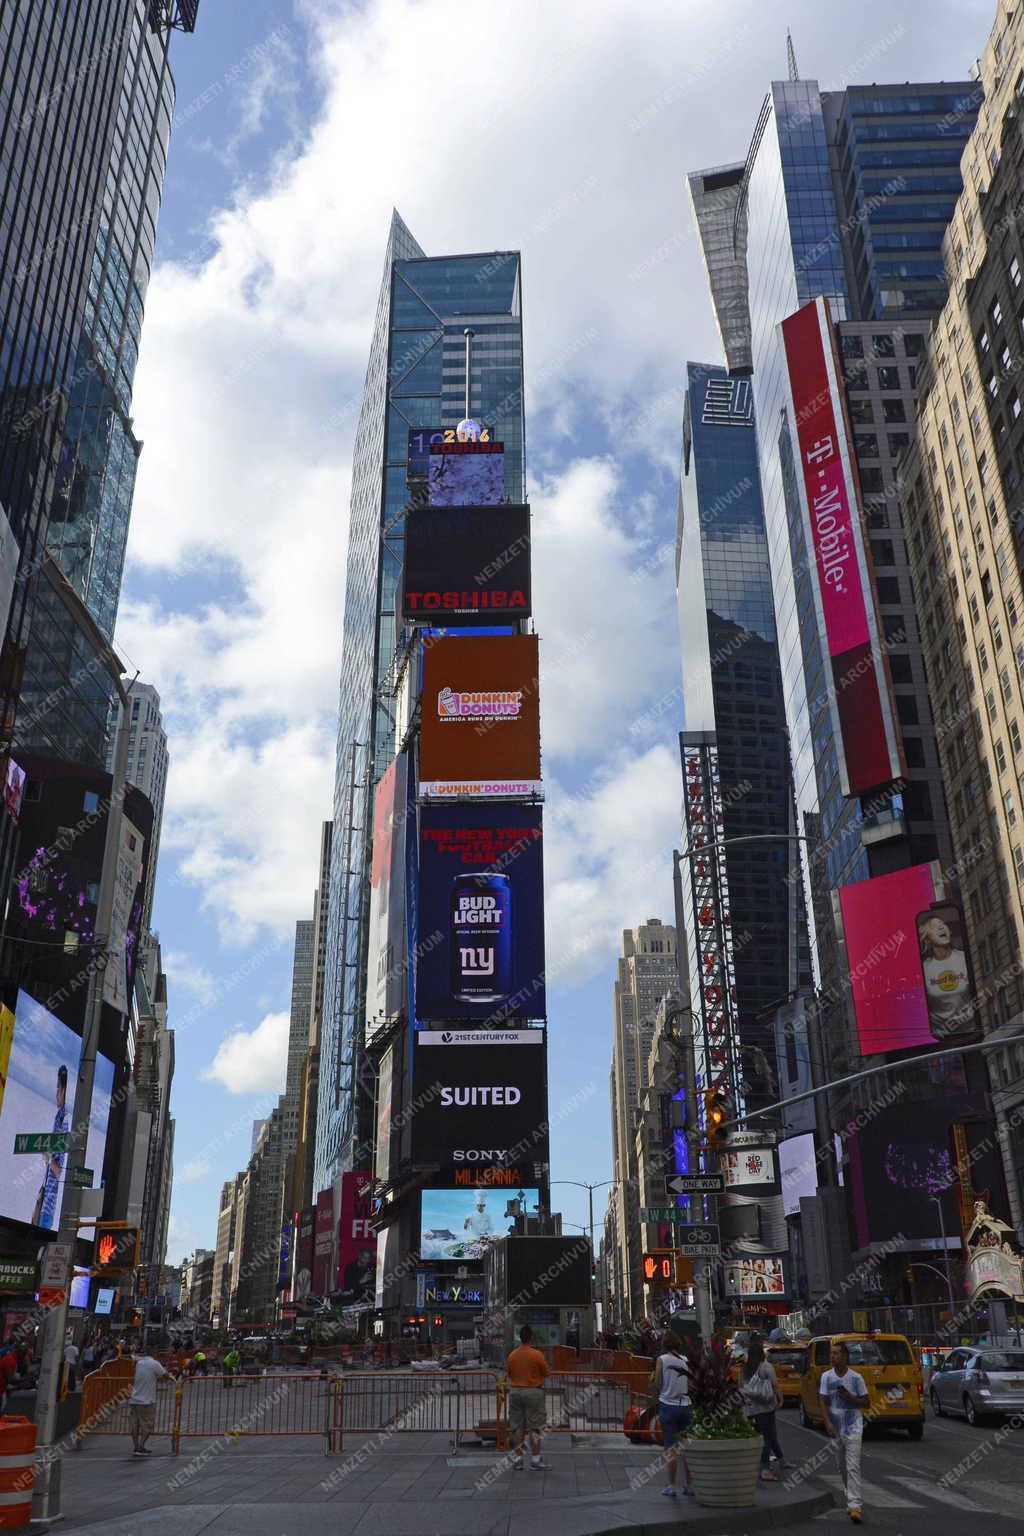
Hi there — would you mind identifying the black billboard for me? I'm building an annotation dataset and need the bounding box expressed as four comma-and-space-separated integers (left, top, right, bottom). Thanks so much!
401, 504, 531, 624
504, 1235, 593, 1307
411, 1038, 549, 1168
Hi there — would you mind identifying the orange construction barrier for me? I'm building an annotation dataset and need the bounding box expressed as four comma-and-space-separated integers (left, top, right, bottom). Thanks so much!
0, 1417, 35, 1529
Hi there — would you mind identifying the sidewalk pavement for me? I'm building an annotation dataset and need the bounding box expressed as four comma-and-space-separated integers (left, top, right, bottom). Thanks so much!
55, 1430, 832, 1535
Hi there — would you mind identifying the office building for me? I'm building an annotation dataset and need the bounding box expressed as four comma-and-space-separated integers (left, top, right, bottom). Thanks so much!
690, 76, 976, 1059
211, 1176, 242, 1329
676, 363, 812, 1118
608, 919, 678, 1325
317, 215, 525, 1194
105, 680, 169, 930
902, 0, 1024, 1231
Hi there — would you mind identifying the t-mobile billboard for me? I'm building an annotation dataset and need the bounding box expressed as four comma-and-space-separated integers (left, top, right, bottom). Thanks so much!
780, 297, 903, 796
834, 862, 978, 1054
416, 803, 545, 1023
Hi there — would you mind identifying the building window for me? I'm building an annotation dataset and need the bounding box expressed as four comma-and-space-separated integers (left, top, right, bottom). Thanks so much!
979, 330, 991, 354
882, 398, 906, 424
994, 298, 1004, 328
1012, 255, 1022, 290
1012, 719, 1023, 755
997, 739, 1008, 773
1006, 791, 1018, 827
979, 640, 990, 673
878, 367, 900, 391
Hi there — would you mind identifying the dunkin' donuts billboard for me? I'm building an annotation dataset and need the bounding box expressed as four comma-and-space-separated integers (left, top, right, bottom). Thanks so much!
780, 297, 903, 796
420, 635, 540, 798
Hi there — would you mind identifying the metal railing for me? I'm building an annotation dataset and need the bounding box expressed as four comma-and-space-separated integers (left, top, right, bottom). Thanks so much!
330, 1370, 502, 1451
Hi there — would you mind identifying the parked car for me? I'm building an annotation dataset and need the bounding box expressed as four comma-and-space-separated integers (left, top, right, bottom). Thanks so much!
929, 1346, 1024, 1425
765, 1342, 807, 1405
799, 1333, 924, 1439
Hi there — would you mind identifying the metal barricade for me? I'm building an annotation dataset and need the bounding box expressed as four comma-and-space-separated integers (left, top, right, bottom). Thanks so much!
330, 1370, 503, 1452
77, 1371, 339, 1455
537, 1371, 651, 1436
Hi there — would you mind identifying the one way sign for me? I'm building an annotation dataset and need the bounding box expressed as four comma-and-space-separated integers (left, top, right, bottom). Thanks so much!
668, 1174, 724, 1194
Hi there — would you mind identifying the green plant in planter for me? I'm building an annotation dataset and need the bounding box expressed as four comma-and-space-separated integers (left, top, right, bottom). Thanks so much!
684, 1338, 760, 1440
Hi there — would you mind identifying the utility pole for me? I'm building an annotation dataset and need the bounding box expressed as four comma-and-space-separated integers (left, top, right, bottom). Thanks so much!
32, 660, 131, 1520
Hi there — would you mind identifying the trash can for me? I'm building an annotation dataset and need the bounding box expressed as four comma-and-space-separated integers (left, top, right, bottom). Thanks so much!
0, 1417, 36, 1529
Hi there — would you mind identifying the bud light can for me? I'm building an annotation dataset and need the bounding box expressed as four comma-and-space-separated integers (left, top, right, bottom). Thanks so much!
450, 873, 512, 1003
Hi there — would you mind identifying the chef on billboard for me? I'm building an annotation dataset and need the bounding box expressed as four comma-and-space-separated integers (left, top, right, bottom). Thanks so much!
916, 902, 973, 1038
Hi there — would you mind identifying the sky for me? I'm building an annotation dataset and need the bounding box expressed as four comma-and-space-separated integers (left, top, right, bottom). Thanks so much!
127, 0, 995, 1262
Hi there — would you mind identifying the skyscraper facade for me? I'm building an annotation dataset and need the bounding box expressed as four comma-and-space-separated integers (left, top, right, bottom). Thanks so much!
676, 364, 811, 1122
105, 679, 169, 930
317, 216, 525, 1193
901, 0, 1024, 1230
608, 919, 678, 1324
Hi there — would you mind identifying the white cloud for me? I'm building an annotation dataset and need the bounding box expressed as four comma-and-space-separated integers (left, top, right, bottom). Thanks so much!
162, 951, 216, 998
201, 1011, 289, 1094
176, 1158, 211, 1184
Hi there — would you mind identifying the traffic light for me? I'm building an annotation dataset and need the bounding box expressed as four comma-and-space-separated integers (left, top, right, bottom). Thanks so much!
703, 1087, 727, 1146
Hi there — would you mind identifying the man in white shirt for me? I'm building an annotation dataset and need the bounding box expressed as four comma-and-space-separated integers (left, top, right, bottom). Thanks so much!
127, 1351, 169, 1457
63, 1340, 80, 1393
820, 1341, 870, 1524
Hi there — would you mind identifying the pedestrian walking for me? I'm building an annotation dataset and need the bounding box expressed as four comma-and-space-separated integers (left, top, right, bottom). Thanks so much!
223, 1346, 240, 1387
651, 1331, 693, 1498
820, 1340, 870, 1524
127, 1349, 169, 1457
63, 1339, 80, 1393
739, 1338, 785, 1481
505, 1324, 548, 1471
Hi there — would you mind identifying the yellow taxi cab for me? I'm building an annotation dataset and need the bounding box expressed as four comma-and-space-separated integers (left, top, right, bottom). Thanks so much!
765, 1342, 808, 1404
799, 1333, 924, 1439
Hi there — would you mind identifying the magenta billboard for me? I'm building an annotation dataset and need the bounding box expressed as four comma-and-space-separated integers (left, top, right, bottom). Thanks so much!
780, 297, 903, 796
834, 862, 978, 1054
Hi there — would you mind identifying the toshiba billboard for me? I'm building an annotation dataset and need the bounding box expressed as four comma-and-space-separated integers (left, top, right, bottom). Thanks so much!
420, 635, 541, 798
780, 298, 903, 796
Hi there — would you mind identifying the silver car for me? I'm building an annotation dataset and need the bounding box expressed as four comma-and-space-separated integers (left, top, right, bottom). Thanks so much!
929, 1347, 1024, 1425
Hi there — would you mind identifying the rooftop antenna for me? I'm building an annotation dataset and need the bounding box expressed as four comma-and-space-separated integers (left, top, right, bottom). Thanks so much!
786, 29, 800, 82
463, 328, 474, 419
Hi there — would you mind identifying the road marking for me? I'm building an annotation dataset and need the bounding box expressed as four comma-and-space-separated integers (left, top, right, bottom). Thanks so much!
889, 1474, 998, 1511
816, 1472, 917, 1509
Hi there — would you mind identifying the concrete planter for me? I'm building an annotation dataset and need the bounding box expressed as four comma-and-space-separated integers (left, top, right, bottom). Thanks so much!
682, 1433, 763, 1507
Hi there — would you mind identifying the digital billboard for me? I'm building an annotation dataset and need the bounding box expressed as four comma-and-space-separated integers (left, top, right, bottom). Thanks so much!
845, 1097, 999, 1249
416, 803, 545, 1023
337, 1171, 375, 1298
407, 423, 496, 479
779, 1133, 818, 1218
720, 1145, 777, 1189
4, 758, 25, 822
723, 1257, 786, 1296
834, 861, 965, 1053
0, 990, 109, 1231
375, 1047, 393, 1186
412, 1038, 549, 1167
312, 1188, 333, 1297
364, 753, 412, 1039
505, 1236, 592, 1307
420, 1186, 540, 1260
401, 504, 531, 623
780, 297, 903, 796
294, 1205, 314, 1299
420, 635, 541, 798
94, 1287, 115, 1315
916, 902, 974, 1038
428, 441, 505, 506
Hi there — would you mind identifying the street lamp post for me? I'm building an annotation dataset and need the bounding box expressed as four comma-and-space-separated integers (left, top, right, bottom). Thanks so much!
931, 1194, 958, 1323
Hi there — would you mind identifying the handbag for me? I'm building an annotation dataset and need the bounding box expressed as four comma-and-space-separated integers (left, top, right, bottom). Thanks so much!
744, 1365, 776, 1409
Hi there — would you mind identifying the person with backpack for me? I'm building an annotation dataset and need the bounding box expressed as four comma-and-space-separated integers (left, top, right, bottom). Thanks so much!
739, 1337, 785, 1481
652, 1331, 693, 1498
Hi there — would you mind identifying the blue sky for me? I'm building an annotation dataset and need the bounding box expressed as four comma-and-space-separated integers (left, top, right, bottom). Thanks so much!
125, 0, 994, 1261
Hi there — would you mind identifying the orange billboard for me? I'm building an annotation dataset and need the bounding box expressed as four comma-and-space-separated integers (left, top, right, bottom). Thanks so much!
420, 635, 541, 798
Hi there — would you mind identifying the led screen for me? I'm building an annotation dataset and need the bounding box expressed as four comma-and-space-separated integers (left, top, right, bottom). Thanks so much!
337, 1171, 374, 1298
917, 902, 975, 1038
781, 298, 903, 795
4, 759, 25, 822
835, 862, 948, 1053
94, 1287, 115, 1315
69, 1270, 90, 1309
724, 1257, 786, 1296
416, 803, 545, 1023
420, 1186, 540, 1261
411, 1039, 549, 1167
720, 1146, 776, 1189
364, 753, 412, 1040
1, 991, 81, 1229
401, 504, 531, 624
779, 1133, 818, 1218
428, 442, 505, 505
420, 635, 541, 798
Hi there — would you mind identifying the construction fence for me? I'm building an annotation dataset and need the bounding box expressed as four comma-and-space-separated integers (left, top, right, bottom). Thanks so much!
76, 1363, 652, 1454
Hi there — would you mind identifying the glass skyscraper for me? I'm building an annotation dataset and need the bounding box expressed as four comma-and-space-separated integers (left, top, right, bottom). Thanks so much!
690, 77, 978, 1020
677, 364, 811, 1116
316, 215, 525, 1193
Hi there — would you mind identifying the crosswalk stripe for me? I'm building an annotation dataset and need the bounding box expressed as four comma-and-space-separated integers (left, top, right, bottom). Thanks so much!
816, 1472, 917, 1509
889, 1474, 995, 1511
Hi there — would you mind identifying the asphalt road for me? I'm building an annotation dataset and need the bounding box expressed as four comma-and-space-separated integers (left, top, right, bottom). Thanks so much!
775, 1399, 1024, 1533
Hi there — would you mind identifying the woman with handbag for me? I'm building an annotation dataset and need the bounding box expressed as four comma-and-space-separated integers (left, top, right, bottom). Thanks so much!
740, 1338, 785, 1480
652, 1331, 694, 1498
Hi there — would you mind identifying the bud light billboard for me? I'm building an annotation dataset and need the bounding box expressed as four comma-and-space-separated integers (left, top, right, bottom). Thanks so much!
416, 803, 545, 1023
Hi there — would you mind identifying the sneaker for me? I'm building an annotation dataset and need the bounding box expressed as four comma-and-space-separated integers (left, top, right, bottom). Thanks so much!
660, 1486, 676, 1498
849, 1510, 862, 1525
134, 1448, 152, 1457
511, 1456, 523, 1471
530, 1458, 546, 1470
680, 1486, 695, 1497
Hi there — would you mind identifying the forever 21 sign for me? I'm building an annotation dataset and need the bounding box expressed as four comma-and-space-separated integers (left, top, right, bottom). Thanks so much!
401, 504, 532, 624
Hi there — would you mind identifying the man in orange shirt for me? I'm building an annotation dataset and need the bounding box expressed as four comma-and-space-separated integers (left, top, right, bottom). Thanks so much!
506, 1324, 548, 1470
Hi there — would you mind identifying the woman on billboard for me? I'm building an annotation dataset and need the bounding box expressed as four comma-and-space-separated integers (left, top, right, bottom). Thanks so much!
917, 909, 971, 1037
